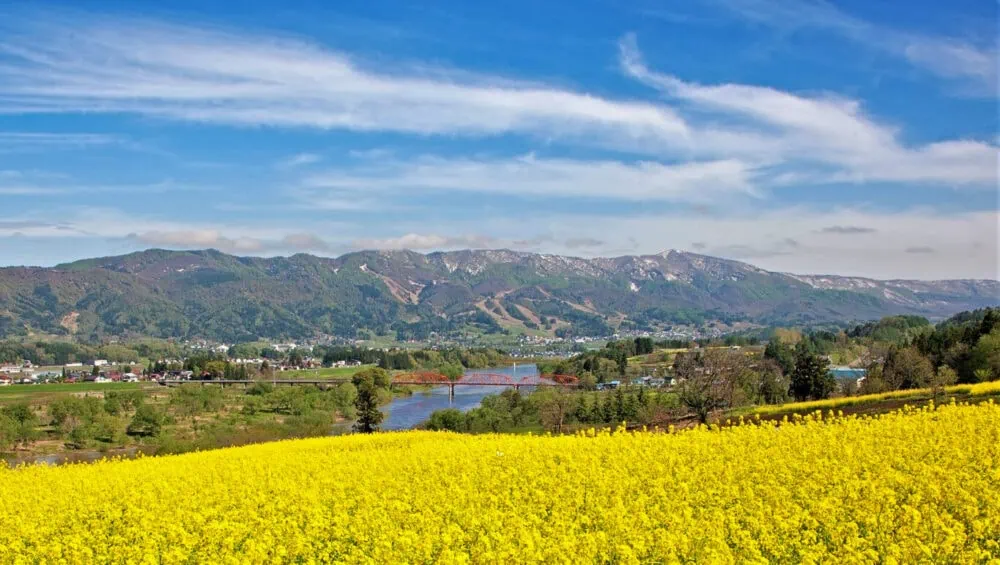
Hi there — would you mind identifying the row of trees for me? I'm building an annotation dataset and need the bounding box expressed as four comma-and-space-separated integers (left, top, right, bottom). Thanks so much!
0, 339, 184, 366
316, 345, 507, 372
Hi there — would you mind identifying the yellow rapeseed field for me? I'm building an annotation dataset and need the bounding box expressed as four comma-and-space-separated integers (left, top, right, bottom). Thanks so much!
1, 402, 998, 564
753, 380, 1000, 416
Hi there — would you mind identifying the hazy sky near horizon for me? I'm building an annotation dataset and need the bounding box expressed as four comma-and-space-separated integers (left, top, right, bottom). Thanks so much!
0, 0, 997, 279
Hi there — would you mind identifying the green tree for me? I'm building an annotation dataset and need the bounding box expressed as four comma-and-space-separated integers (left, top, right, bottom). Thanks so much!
127, 404, 166, 437
203, 360, 228, 380
92, 413, 127, 445
970, 329, 1000, 382
613, 388, 627, 423
634, 337, 654, 355
601, 394, 615, 423
440, 363, 464, 383
104, 390, 144, 416
352, 366, 391, 389
353, 371, 384, 433
0, 413, 19, 451
425, 408, 465, 432
1, 403, 38, 447
589, 394, 604, 424
170, 385, 224, 424
790, 349, 834, 401
573, 395, 590, 424
763, 340, 795, 376
755, 360, 790, 405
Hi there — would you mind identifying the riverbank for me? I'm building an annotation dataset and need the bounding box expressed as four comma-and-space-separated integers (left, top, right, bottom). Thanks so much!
2, 365, 537, 466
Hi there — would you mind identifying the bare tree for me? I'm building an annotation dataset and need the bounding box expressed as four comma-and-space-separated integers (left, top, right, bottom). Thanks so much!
929, 366, 957, 402
536, 387, 575, 433
675, 349, 752, 424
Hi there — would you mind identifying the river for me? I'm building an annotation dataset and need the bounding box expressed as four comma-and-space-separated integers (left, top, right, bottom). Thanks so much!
381, 364, 536, 430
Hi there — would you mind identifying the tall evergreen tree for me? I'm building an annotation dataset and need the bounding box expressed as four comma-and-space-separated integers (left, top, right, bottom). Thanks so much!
353, 378, 383, 433
790, 349, 834, 401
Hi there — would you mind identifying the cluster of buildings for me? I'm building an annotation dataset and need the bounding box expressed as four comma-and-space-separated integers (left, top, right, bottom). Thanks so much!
0, 360, 146, 387
594, 376, 672, 391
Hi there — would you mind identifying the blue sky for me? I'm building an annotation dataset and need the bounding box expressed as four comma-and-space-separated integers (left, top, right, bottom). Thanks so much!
0, 0, 997, 279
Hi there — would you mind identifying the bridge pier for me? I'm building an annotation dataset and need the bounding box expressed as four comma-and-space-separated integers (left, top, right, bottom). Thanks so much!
449, 383, 455, 402
514, 384, 520, 391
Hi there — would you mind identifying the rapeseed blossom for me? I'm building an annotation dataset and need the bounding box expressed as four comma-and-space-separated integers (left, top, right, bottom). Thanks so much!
753, 380, 1000, 415
1, 402, 998, 563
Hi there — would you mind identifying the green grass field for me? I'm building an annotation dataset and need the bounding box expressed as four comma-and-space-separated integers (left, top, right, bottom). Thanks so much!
277, 365, 373, 380
0, 382, 149, 405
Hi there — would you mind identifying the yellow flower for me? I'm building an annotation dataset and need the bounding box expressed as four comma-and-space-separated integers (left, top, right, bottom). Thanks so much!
0, 403, 996, 563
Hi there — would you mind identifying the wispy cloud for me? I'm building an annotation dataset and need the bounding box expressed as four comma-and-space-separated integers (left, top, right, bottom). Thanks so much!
277, 153, 322, 168
350, 233, 499, 251
619, 34, 998, 186
705, 0, 997, 94
0, 16, 686, 143
2, 206, 996, 279
819, 225, 877, 235
304, 154, 756, 203
0, 14, 993, 194
0, 131, 121, 153
564, 237, 605, 249
125, 230, 333, 254
312, 207, 999, 279
0, 185, 66, 195
0, 177, 215, 197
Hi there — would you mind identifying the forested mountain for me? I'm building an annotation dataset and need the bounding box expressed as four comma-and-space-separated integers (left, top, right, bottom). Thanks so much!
0, 248, 996, 342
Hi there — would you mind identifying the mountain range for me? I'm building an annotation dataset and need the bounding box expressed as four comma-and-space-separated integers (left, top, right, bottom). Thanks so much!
0, 248, 996, 342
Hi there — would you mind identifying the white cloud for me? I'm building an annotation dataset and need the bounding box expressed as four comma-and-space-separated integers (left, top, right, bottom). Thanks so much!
0, 186, 66, 195
0, 131, 123, 155
127, 230, 266, 253
0, 15, 993, 191
0, 132, 119, 147
0, 208, 335, 254
546, 208, 1000, 279
0, 16, 686, 143
305, 154, 757, 203
125, 230, 335, 254
277, 153, 322, 168
706, 0, 998, 94
619, 35, 998, 186
1, 206, 996, 279
355, 208, 998, 279
350, 233, 498, 251
281, 233, 332, 252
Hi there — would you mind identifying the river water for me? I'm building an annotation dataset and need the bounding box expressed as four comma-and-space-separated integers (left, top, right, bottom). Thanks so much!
381, 364, 536, 430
